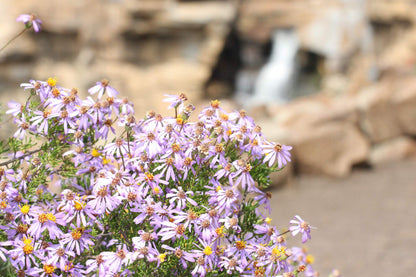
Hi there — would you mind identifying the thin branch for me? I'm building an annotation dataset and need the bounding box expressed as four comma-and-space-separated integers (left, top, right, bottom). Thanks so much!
0, 28, 27, 52
0, 148, 41, 166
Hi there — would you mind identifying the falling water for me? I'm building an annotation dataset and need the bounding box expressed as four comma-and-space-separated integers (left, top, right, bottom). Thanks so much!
249, 29, 299, 106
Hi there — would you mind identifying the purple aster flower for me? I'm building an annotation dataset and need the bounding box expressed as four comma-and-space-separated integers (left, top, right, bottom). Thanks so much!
219, 216, 241, 234
166, 186, 197, 210
63, 198, 96, 227
192, 238, 217, 270
88, 185, 122, 215
132, 230, 158, 249
173, 209, 200, 232
0, 241, 12, 262
254, 191, 272, 214
254, 222, 277, 244
231, 159, 255, 192
131, 240, 158, 263
118, 97, 135, 115
14, 203, 36, 224
162, 245, 195, 269
96, 117, 116, 139
214, 162, 233, 183
82, 96, 104, 124
104, 138, 130, 158
45, 244, 75, 271
134, 131, 162, 158
131, 197, 163, 227
16, 14, 42, 32
88, 79, 119, 99
50, 109, 76, 134
228, 109, 255, 129
224, 233, 254, 267
6, 101, 23, 117
8, 236, 40, 269
27, 210, 65, 240
158, 221, 187, 242
214, 186, 240, 214
60, 226, 94, 255
289, 215, 314, 243
262, 141, 292, 168
219, 256, 244, 274
163, 93, 187, 109
13, 114, 33, 140
154, 157, 178, 182
194, 213, 217, 241
30, 109, 52, 135
255, 245, 288, 276
85, 254, 106, 275
100, 245, 132, 274
70, 105, 92, 130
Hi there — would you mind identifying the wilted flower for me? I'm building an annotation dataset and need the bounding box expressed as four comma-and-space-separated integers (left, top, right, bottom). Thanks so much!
16, 14, 42, 32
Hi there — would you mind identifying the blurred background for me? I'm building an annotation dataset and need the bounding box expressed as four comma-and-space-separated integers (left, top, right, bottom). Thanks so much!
1, 0, 416, 276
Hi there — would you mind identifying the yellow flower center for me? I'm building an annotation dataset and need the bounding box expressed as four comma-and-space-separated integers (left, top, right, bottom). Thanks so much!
215, 226, 224, 237
23, 244, 33, 255
272, 246, 286, 256
71, 230, 82, 240
43, 264, 56, 275
23, 237, 32, 245
172, 143, 181, 152
153, 187, 160, 194
52, 88, 60, 97
236, 240, 246, 250
20, 205, 30, 214
158, 253, 167, 263
0, 200, 7, 209
306, 254, 315, 264
265, 217, 272, 224
145, 172, 154, 182
38, 213, 48, 223
46, 213, 56, 222
91, 148, 100, 157
220, 113, 228, 121
176, 117, 184, 125
47, 77, 57, 87
211, 100, 221, 108
203, 246, 212, 256
74, 201, 85, 211
102, 157, 110, 165
64, 262, 74, 272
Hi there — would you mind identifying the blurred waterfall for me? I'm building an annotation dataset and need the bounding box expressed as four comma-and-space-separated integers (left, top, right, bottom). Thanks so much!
249, 29, 299, 106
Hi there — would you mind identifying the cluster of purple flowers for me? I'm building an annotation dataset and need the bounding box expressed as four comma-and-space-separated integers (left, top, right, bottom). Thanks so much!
0, 78, 316, 276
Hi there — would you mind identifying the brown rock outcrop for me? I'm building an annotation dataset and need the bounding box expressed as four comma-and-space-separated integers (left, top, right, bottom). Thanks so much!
391, 77, 416, 136
356, 83, 402, 143
290, 122, 370, 177
369, 136, 416, 165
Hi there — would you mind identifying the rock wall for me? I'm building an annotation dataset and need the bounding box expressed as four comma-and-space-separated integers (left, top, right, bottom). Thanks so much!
2, 0, 416, 182
0, 0, 235, 113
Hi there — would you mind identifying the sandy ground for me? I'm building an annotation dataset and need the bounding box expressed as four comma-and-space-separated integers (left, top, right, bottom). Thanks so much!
269, 157, 416, 277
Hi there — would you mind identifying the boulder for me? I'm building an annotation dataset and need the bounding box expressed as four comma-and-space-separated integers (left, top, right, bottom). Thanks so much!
391, 77, 416, 136
267, 93, 358, 130
291, 122, 370, 177
356, 83, 402, 143
369, 136, 416, 165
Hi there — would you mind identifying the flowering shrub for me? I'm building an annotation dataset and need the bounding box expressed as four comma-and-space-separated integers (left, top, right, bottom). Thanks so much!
0, 12, 323, 277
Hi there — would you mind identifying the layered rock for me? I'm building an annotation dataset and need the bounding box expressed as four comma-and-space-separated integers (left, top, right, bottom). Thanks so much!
2, 0, 416, 183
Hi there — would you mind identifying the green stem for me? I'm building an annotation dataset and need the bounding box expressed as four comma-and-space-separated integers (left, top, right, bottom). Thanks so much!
0, 28, 27, 53
0, 148, 41, 166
